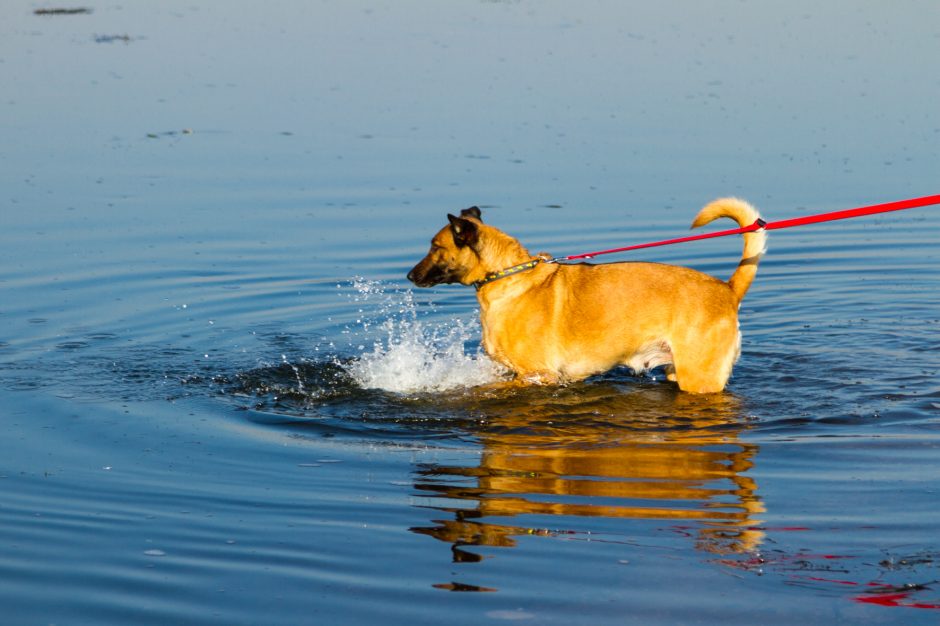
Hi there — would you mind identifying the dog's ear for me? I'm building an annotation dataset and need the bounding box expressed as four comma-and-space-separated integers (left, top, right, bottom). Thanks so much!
460, 206, 482, 221
447, 214, 479, 248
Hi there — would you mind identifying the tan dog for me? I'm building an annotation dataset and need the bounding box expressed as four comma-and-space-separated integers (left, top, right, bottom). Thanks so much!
407, 200, 766, 393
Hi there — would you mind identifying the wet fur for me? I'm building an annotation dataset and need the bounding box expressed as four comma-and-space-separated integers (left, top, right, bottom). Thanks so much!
407, 200, 766, 393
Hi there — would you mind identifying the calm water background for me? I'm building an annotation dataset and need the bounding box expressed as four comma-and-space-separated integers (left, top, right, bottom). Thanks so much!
2, 1, 939, 624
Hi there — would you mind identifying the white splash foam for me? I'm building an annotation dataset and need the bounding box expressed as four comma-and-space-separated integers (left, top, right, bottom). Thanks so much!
341, 278, 507, 393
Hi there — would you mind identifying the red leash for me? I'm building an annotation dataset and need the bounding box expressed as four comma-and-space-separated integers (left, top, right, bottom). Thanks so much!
554, 194, 940, 262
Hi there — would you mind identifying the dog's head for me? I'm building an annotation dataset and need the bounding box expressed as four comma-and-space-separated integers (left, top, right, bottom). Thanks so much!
407, 206, 484, 287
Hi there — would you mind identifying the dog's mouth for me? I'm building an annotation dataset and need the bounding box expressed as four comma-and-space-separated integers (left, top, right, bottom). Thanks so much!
407, 265, 460, 288
408, 275, 437, 288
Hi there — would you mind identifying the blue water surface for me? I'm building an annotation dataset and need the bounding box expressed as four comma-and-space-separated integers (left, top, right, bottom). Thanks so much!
1, 2, 939, 624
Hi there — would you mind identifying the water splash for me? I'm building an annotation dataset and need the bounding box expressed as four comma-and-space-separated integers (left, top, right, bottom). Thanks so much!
342, 278, 507, 393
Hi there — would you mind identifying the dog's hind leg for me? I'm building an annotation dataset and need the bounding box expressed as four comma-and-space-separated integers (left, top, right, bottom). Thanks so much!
672, 353, 734, 393
669, 328, 740, 394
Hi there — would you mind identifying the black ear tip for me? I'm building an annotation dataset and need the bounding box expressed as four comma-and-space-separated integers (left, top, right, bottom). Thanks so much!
447, 212, 480, 248
460, 206, 482, 220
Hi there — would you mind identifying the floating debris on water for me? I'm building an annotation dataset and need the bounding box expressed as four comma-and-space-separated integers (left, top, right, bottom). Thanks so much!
34, 7, 92, 16
433, 582, 498, 593
94, 34, 133, 44
147, 129, 194, 139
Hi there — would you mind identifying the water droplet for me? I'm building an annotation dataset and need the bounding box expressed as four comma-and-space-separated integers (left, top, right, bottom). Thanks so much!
343, 279, 507, 393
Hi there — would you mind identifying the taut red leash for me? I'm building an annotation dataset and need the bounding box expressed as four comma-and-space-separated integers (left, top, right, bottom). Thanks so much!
551, 193, 940, 262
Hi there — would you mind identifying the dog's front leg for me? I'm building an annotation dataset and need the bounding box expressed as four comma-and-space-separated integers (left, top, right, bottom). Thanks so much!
473, 369, 562, 393
664, 364, 677, 382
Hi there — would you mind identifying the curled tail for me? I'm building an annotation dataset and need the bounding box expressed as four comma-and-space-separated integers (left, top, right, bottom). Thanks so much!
691, 197, 766, 303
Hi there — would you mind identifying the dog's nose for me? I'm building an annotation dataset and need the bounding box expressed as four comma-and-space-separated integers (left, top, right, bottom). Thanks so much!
406, 269, 416, 283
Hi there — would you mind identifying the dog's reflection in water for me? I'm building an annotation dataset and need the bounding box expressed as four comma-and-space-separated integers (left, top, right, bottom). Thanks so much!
411, 383, 764, 564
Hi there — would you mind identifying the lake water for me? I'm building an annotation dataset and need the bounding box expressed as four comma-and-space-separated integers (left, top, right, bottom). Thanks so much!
2, 1, 939, 624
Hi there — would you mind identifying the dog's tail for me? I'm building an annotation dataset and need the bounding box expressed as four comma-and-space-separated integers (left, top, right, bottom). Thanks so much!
691, 198, 766, 303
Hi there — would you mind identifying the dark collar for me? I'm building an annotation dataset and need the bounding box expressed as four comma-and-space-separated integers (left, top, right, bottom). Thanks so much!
473, 259, 543, 291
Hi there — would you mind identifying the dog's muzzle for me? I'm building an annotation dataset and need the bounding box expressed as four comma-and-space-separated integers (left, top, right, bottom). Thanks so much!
406, 268, 424, 285
407, 264, 439, 287
407, 261, 458, 287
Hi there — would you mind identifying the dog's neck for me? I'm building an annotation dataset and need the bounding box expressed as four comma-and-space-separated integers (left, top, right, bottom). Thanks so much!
470, 226, 544, 290
475, 227, 531, 272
